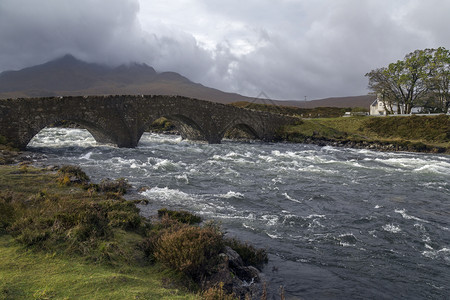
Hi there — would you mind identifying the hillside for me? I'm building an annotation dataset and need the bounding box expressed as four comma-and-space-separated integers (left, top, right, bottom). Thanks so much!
0, 54, 373, 108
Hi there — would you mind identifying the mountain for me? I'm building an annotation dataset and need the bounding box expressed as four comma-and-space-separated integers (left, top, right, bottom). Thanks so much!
0, 54, 252, 103
0, 55, 374, 108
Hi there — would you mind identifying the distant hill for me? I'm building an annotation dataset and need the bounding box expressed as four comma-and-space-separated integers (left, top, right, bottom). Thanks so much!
279, 95, 376, 109
0, 54, 374, 108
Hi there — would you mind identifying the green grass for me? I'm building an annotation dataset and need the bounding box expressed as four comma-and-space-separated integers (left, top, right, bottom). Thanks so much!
0, 235, 196, 300
362, 115, 450, 143
279, 115, 450, 153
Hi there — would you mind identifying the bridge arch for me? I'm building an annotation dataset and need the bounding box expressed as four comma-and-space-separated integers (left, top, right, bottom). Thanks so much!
136, 113, 208, 145
164, 114, 207, 141
223, 123, 260, 140
23, 118, 118, 148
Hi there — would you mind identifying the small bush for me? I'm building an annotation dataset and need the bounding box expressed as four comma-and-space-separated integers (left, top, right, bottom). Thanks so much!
158, 208, 202, 224
148, 117, 176, 132
97, 178, 131, 195
0, 135, 7, 145
107, 210, 141, 230
14, 227, 51, 247
0, 194, 16, 234
154, 225, 224, 280
225, 238, 268, 268
57, 165, 90, 186
201, 282, 237, 300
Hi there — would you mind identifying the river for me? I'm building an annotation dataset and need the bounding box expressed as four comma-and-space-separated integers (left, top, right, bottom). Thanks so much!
29, 128, 450, 299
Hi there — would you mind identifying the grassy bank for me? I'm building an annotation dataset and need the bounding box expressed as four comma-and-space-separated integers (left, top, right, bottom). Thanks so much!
277, 115, 450, 153
0, 234, 194, 300
0, 165, 268, 299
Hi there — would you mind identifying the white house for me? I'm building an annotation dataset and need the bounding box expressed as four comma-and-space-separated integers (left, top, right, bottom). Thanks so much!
370, 97, 387, 115
370, 96, 422, 116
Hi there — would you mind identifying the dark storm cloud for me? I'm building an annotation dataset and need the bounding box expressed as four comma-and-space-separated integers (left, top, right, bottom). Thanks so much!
0, 0, 141, 68
1, 0, 449, 100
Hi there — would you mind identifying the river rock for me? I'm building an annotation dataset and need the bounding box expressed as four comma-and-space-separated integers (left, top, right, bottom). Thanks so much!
202, 246, 264, 299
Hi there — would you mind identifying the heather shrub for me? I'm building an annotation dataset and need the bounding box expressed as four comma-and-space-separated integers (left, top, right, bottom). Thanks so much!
154, 225, 224, 280
97, 178, 131, 195
57, 165, 90, 186
158, 208, 202, 224
107, 209, 141, 230
201, 282, 237, 300
0, 193, 16, 233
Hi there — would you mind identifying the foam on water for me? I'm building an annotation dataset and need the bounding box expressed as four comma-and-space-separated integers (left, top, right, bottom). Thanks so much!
422, 247, 450, 261
395, 209, 430, 223
382, 224, 402, 233
215, 191, 245, 199
140, 187, 196, 204
282, 192, 302, 203
80, 151, 93, 160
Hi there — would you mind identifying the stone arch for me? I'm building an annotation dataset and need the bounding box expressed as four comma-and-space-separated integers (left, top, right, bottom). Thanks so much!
165, 114, 207, 141
24, 118, 117, 148
137, 114, 207, 145
222, 123, 261, 141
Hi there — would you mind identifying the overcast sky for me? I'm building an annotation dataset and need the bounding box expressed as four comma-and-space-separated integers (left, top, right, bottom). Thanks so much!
1, 0, 449, 100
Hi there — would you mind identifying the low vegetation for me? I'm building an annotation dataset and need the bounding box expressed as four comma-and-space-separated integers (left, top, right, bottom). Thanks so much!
158, 208, 203, 224
0, 135, 20, 165
230, 101, 368, 118
224, 238, 268, 268
277, 114, 450, 153
148, 117, 177, 133
0, 164, 269, 299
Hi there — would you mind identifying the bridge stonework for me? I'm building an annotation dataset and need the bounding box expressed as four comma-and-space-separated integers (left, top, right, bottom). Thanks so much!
0, 95, 297, 149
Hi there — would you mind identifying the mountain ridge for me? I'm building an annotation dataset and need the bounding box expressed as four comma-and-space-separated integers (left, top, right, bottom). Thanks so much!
0, 55, 375, 108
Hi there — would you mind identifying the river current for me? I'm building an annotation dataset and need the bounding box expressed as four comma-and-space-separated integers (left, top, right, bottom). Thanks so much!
29, 128, 450, 299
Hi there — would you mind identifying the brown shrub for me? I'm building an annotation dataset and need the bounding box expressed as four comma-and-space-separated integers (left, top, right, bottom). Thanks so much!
154, 225, 224, 280
201, 282, 237, 300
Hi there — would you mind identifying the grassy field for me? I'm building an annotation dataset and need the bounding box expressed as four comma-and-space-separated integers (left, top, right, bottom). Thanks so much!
278, 115, 450, 153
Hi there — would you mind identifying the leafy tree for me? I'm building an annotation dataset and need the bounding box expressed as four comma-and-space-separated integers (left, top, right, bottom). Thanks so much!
426, 47, 450, 113
366, 49, 431, 114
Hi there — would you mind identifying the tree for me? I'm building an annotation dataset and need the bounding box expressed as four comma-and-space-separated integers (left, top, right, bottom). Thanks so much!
366, 49, 431, 114
426, 47, 450, 113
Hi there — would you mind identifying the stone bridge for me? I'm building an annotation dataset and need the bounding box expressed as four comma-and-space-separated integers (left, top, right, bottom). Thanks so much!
0, 95, 298, 149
